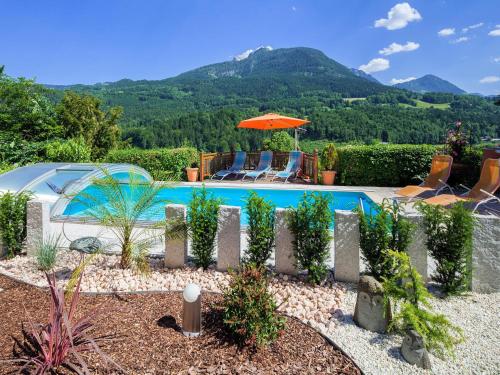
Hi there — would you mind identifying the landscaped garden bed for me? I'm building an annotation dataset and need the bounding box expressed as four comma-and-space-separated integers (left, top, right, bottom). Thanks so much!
0, 273, 360, 374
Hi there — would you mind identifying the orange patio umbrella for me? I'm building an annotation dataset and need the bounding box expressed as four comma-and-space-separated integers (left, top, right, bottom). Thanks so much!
237, 113, 310, 149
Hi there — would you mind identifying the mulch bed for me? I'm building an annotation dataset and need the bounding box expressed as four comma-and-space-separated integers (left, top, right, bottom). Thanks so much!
0, 275, 360, 374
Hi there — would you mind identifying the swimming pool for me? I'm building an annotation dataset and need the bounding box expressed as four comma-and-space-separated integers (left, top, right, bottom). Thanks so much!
62, 185, 377, 225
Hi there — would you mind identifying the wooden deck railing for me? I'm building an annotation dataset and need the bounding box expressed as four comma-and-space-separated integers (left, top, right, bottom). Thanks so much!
199, 150, 319, 183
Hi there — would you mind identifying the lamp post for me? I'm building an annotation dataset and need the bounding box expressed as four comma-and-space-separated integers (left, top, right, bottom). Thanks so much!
182, 283, 201, 337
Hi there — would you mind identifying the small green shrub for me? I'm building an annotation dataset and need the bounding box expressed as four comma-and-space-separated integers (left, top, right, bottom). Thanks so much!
45, 137, 92, 162
357, 199, 413, 281
245, 192, 276, 266
320, 143, 339, 171
262, 131, 295, 152
222, 264, 286, 348
187, 187, 220, 269
35, 235, 60, 271
417, 202, 475, 295
288, 192, 332, 285
0, 191, 32, 258
383, 250, 464, 358
105, 147, 198, 180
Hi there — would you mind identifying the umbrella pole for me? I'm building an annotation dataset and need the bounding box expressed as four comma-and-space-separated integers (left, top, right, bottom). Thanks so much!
295, 128, 298, 150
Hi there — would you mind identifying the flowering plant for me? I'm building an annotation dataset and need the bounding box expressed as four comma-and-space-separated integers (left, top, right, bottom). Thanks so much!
445, 121, 467, 160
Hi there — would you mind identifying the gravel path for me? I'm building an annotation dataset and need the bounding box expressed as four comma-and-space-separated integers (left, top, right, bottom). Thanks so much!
323, 284, 500, 375
1, 251, 498, 374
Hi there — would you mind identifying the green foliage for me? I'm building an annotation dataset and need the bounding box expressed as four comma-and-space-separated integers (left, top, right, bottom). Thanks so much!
288, 192, 332, 284
0, 74, 61, 141
262, 131, 295, 152
105, 147, 198, 180
320, 143, 339, 171
245, 192, 276, 266
383, 250, 464, 358
417, 202, 475, 295
0, 191, 32, 258
337, 144, 437, 186
45, 137, 92, 162
187, 187, 220, 269
56, 91, 122, 159
222, 264, 286, 348
35, 234, 60, 271
357, 199, 413, 280
0, 133, 48, 166
70, 168, 170, 271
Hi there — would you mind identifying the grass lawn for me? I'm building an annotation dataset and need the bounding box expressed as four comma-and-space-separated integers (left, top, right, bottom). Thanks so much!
400, 100, 451, 110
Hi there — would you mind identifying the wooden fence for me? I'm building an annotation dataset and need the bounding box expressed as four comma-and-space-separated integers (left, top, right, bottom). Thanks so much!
199, 150, 319, 183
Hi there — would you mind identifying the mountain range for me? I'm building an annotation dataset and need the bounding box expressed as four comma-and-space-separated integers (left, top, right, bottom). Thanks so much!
393, 74, 466, 94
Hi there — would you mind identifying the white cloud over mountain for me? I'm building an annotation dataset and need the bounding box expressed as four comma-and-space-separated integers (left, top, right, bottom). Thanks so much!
359, 58, 390, 73
379, 41, 419, 55
480, 76, 500, 84
438, 28, 455, 37
234, 46, 273, 61
462, 22, 483, 33
489, 26, 500, 37
374, 3, 422, 30
390, 77, 416, 85
452, 36, 469, 44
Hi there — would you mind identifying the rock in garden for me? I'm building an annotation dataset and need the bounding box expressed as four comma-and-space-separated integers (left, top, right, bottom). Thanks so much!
69, 237, 102, 254
401, 330, 431, 369
353, 275, 391, 333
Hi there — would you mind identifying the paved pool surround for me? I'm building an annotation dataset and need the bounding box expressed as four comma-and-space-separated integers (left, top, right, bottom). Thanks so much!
25, 193, 499, 293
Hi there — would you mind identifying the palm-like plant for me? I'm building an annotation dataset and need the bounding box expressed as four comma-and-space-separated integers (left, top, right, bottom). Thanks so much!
70, 168, 172, 271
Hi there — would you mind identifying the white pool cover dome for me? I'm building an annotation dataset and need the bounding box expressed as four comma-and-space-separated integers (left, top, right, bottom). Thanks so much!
0, 163, 152, 216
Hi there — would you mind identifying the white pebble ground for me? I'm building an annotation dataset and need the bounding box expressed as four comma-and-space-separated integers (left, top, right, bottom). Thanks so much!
1, 251, 498, 375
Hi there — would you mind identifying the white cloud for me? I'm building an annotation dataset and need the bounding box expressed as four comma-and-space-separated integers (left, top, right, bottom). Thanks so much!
374, 3, 422, 30
451, 36, 470, 44
359, 58, 390, 74
479, 76, 500, 84
390, 77, 416, 85
494, 57, 500, 63
438, 28, 455, 37
489, 28, 500, 37
462, 22, 483, 33
292, 6, 296, 11
234, 45, 273, 61
379, 41, 420, 55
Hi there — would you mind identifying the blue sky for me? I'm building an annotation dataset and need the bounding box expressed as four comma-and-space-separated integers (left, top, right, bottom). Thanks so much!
2, 0, 499, 94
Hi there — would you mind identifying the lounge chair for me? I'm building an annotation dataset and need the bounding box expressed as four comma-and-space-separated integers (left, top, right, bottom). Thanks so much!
272, 151, 302, 183
423, 158, 500, 212
211, 151, 246, 180
396, 155, 453, 200
242, 151, 273, 181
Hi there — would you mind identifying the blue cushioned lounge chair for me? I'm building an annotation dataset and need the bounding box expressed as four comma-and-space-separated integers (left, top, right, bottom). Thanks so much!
211, 151, 247, 180
242, 151, 273, 181
272, 151, 302, 183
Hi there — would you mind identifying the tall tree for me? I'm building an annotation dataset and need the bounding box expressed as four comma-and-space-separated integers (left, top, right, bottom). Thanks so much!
56, 91, 122, 158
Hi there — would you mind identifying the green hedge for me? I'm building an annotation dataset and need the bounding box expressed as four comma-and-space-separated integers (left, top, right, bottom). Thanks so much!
105, 147, 198, 180
336, 144, 483, 187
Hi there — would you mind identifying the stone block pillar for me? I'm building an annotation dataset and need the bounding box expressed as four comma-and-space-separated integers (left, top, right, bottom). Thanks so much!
275, 208, 297, 275
402, 213, 428, 281
217, 205, 241, 271
165, 204, 187, 268
334, 210, 360, 283
471, 214, 500, 293
26, 200, 51, 257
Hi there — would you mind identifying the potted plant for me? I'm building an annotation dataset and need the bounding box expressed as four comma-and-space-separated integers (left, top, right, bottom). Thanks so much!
320, 143, 339, 185
186, 162, 199, 182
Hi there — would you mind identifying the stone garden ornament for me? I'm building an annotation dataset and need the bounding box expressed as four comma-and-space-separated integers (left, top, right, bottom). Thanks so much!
401, 329, 432, 369
353, 275, 392, 333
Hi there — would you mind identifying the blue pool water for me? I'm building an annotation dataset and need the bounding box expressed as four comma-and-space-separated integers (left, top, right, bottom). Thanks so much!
63, 185, 377, 225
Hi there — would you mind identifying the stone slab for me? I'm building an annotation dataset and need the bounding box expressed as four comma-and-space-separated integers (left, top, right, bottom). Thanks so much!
275, 208, 297, 275
26, 200, 51, 257
164, 204, 187, 268
334, 210, 360, 283
217, 205, 241, 271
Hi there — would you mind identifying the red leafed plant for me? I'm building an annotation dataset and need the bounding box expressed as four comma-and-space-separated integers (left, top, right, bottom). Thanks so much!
14, 272, 121, 374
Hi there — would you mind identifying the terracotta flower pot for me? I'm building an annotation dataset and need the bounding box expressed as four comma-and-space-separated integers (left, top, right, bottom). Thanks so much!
321, 170, 336, 185
186, 167, 199, 182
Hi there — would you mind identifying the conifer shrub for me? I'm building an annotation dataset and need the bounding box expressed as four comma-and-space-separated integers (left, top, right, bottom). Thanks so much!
417, 202, 475, 295
244, 192, 276, 267
0, 191, 32, 258
288, 192, 332, 285
357, 199, 413, 280
187, 187, 221, 269
382, 250, 464, 358
222, 263, 286, 348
